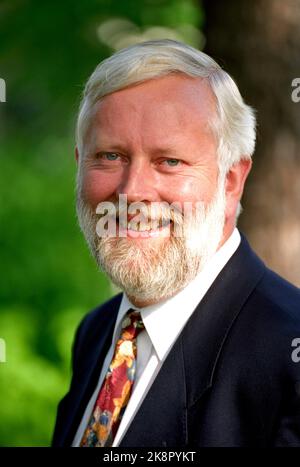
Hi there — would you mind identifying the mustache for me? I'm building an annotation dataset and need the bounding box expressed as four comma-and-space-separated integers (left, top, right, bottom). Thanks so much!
95, 200, 206, 226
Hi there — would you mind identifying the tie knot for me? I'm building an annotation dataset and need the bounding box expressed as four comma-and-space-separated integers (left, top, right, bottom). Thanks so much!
121, 309, 144, 340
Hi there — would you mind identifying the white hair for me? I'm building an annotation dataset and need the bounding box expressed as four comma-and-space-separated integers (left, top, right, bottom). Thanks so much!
76, 39, 256, 178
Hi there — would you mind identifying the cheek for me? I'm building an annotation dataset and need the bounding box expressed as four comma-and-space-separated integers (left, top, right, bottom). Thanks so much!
163, 177, 216, 205
80, 169, 120, 208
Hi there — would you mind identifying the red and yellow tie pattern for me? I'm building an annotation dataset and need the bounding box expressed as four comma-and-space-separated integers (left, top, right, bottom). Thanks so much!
80, 310, 144, 447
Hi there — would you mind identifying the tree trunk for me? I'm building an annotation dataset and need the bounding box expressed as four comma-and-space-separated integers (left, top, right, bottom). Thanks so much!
203, 0, 300, 286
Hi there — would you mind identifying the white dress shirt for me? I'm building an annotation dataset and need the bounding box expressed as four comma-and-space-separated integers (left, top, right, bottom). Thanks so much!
72, 228, 241, 447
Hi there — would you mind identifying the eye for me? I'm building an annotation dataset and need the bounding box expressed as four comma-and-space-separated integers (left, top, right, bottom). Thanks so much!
165, 158, 180, 167
102, 153, 120, 161
93, 152, 123, 163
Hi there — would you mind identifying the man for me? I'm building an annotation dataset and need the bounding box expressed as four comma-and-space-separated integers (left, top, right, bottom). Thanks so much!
52, 39, 300, 447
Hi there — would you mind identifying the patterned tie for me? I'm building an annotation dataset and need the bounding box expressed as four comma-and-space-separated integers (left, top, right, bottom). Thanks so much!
80, 309, 145, 447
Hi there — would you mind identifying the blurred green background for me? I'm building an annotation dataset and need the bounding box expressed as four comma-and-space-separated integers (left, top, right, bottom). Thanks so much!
2, 0, 300, 448
0, 0, 203, 446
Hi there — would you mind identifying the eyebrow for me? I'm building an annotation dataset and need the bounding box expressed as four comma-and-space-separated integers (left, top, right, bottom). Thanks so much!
90, 142, 182, 158
148, 147, 181, 157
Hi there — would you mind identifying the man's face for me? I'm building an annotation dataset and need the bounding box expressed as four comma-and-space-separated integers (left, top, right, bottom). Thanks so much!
77, 74, 228, 306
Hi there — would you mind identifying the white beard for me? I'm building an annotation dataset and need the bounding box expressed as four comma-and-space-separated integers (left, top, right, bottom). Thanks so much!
76, 178, 226, 305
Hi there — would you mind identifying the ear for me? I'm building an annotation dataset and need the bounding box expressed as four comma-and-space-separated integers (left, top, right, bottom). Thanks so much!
75, 146, 79, 165
225, 158, 252, 219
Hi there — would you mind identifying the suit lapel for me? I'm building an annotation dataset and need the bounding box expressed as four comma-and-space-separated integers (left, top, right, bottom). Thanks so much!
120, 332, 188, 447
120, 235, 266, 446
54, 294, 122, 446
182, 234, 266, 408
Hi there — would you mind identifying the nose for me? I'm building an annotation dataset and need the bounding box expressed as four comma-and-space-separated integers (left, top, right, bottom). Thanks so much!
116, 157, 159, 203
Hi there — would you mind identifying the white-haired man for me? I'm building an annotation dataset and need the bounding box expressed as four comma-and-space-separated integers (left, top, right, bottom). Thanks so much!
52, 39, 300, 447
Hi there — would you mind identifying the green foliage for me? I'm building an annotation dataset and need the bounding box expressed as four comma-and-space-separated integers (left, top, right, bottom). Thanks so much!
0, 0, 202, 446
0, 138, 111, 317
0, 138, 111, 446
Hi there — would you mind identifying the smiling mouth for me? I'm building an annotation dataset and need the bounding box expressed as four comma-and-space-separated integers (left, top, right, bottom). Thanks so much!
117, 218, 173, 238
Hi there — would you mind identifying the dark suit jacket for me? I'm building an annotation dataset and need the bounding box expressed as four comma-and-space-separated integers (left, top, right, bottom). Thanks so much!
52, 235, 300, 447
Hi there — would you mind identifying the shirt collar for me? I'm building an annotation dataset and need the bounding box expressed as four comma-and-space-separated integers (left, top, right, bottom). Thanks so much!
114, 228, 240, 361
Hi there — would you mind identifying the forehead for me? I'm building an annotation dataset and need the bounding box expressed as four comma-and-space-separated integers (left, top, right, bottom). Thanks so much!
84, 74, 217, 148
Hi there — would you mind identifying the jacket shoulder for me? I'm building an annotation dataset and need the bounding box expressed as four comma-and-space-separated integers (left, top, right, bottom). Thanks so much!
252, 267, 300, 328
229, 266, 300, 380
